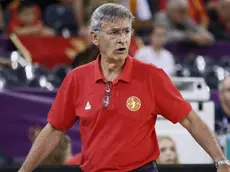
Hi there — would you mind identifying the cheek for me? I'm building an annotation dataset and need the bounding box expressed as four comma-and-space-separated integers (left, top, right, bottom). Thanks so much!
160, 153, 167, 160
102, 41, 114, 50
99, 40, 114, 52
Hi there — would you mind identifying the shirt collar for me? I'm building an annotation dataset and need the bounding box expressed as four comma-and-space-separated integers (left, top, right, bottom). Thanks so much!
94, 55, 133, 83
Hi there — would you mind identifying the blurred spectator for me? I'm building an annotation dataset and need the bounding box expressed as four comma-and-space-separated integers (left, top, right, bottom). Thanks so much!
135, 24, 175, 76
3, 0, 41, 33
156, 136, 179, 164
215, 76, 230, 134
208, 0, 230, 40
7, 1, 55, 36
154, 0, 214, 46
158, 0, 210, 27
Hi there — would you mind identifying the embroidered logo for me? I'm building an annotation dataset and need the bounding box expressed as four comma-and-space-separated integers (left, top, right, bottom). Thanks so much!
85, 101, 91, 110
126, 96, 141, 112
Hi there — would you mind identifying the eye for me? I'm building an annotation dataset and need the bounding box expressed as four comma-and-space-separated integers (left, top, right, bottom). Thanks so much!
109, 30, 119, 35
170, 147, 176, 152
124, 29, 131, 34
160, 147, 166, 153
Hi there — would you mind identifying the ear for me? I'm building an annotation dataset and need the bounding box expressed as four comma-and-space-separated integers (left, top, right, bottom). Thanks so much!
90, 31, 99, 47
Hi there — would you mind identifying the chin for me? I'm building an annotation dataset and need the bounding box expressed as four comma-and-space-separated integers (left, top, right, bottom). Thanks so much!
114, 53, 128, 61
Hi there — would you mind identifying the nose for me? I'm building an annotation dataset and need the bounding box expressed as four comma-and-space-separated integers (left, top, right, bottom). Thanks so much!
120, 30, 127, 38
117, 32, 127, 43
165, 150, 173, 157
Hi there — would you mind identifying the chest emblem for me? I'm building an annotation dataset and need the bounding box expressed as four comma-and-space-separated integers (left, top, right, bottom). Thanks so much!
126, 96, 141, 112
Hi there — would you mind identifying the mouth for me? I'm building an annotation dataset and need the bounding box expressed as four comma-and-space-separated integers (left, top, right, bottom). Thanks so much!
165, 159, 175, 164
116, 48, 126, 53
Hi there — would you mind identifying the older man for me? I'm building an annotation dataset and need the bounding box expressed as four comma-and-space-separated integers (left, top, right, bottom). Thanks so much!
19, 3, 229, 172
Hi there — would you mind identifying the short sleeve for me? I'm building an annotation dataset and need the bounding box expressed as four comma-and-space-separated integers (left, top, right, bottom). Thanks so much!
47, 72, 77, 130
154, 68, 192, 123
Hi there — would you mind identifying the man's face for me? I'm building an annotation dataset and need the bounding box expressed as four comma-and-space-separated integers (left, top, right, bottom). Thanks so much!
91, 19, 132, 61
19, 7, 36, 26
169, 5, 188, 24
220, 77, 230, 106
151, 27, 166, 48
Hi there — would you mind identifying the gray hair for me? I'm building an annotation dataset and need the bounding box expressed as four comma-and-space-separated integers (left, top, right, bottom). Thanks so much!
167, 0, 188, 10
90, 3, 134, 31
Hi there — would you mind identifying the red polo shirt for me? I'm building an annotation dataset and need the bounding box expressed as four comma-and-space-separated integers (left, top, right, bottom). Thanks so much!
47, 55, 192, 172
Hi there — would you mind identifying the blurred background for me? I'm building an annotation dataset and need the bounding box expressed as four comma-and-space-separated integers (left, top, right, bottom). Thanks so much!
1, 0, 230, 170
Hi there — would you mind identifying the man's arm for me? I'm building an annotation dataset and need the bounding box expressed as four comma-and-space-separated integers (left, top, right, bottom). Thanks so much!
180, 110, 229, 169
18, 123, 64, 172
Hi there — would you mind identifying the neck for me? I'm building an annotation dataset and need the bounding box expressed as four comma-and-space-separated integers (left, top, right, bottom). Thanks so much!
100, 54, 125, 82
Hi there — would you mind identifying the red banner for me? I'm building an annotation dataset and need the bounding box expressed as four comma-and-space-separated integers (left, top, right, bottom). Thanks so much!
10, 34, 87, 69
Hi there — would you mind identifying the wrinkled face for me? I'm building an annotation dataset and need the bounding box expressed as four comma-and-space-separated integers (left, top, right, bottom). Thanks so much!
169, 5, 188, 24
18, 7, 36, 26
220, 77, 230, 106
158, 139, 178, 164
91, 18, 132, 61
151, 27, 167, 48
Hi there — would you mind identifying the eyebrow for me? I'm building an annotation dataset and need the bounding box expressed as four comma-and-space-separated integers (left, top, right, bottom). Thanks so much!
109, 27, 131, 30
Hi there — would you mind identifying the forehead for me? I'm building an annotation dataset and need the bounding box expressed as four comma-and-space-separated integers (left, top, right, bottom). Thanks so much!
159, 139, 173, 146
101, 19, 132, 30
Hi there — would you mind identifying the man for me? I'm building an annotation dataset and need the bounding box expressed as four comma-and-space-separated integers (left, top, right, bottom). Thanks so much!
19, 3, 230, 172
215, 76, 230, 134
135, 24, 175, 76
154, 0, 214, 46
